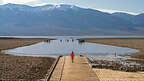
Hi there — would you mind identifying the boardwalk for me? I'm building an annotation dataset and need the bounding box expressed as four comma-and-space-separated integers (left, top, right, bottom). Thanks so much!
49, 56, 99, 81
94, 69, 144, 81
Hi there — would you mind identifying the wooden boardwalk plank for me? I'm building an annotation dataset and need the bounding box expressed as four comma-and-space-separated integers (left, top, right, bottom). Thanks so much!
49, 57, 65, 81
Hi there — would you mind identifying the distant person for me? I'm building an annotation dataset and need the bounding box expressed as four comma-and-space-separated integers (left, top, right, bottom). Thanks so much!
70, 51, 75, 63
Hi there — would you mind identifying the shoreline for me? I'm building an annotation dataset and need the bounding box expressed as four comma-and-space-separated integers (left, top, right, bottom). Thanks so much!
0, 37, 55, 51
78, 38, 144, 59
0, 37, 55, 81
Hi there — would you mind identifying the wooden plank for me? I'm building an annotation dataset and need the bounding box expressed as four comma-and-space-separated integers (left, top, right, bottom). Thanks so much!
45, 55, 62, 81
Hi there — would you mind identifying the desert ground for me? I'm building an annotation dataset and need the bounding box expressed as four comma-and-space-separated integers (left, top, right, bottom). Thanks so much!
78, 38, 144, 59
0, 37, 55, 81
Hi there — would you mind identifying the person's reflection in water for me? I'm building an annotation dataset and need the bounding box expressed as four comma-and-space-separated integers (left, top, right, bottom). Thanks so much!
60, 40, 62, 43
78, 40, 85, 45
67, 40, 69, 42
72, 39, 74, 42
47, 40, 51, 43
45, 40, 51, 44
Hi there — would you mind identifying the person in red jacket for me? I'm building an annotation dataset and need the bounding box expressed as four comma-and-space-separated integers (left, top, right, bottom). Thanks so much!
71, 51, 75, 63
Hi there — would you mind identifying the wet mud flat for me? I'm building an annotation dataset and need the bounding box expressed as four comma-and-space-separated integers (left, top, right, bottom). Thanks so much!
88, 56, 144, 72
0, 37, 55, 81
87, 56, 144, 81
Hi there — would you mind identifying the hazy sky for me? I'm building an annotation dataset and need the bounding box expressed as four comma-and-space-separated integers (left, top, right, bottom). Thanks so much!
0, 0, 144, 14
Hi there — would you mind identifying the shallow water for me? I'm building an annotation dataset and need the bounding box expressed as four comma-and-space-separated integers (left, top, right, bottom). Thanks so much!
4, 37, 139, 57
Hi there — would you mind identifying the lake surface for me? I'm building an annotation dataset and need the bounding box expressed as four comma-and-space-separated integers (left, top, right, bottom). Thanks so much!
3, 36, 140, 57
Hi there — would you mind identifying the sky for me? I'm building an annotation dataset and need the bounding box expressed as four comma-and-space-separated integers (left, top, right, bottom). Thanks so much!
0, 0, 144, 14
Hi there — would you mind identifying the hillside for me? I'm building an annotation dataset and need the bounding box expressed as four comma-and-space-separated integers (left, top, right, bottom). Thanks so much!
0, 3, 144, 35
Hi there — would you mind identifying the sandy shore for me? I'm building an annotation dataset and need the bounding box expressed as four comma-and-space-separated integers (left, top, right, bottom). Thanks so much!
0, 37, 55, 81
78, 38, 144, 59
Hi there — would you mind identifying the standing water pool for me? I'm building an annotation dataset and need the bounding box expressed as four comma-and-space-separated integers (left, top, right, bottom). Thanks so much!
3, 37, 139, 57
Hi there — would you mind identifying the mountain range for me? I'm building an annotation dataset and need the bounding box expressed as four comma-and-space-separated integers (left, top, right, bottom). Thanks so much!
0, 3, 144, 36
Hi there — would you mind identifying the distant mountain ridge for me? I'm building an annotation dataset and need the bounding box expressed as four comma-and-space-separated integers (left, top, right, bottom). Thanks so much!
0, 3, 144, 35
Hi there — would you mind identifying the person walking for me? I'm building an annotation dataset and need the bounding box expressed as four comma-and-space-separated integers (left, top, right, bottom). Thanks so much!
70, 51, 75, 63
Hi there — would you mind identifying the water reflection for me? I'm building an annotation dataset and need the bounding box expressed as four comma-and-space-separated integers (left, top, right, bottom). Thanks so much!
60, 40, 62, 43
44, 40, 51, 43
4, 38, 139, 57
78, 40, 85, 45
57, 39, 76, 43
